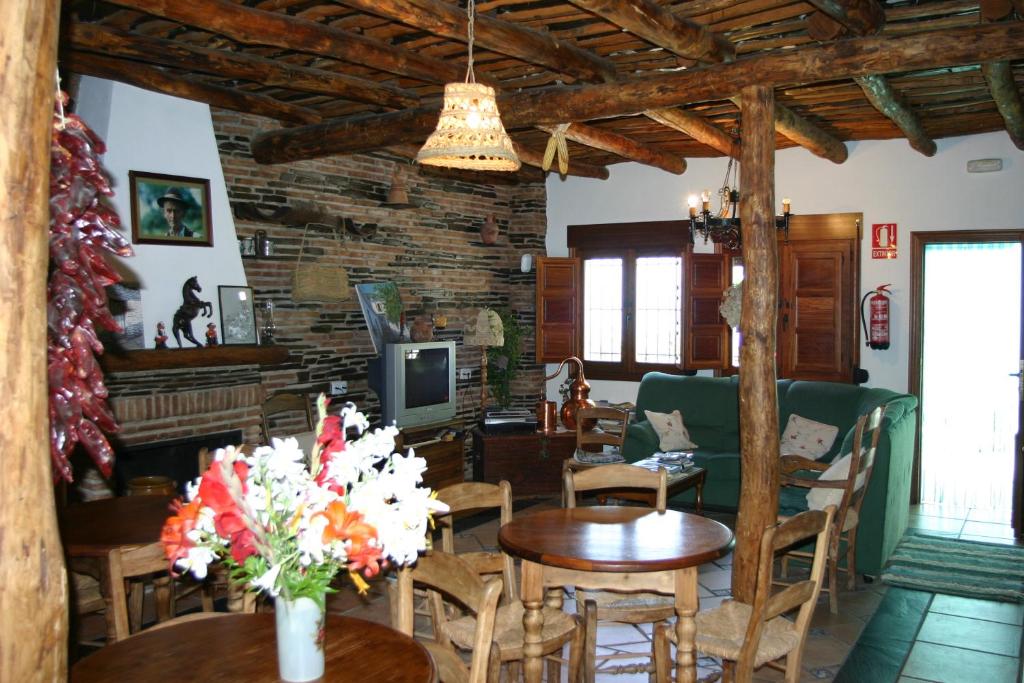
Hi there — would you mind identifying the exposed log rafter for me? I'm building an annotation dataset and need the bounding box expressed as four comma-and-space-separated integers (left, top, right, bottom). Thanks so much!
854, 75, 937, 156
543, 123, 687, 174
644, 108, 741, 159
731, 96, 848, 163
64, 51, 323, 125
66, 22, 420, 109
982, 61, 1024, 150
250, 23, 1024, 163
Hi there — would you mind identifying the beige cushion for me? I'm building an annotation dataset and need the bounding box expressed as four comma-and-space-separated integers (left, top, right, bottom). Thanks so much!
693, 600, 800, 667
442, 600, 576, 655
644, 409, 698, 451
780, 414, 838, 460
805, 450, 867, 511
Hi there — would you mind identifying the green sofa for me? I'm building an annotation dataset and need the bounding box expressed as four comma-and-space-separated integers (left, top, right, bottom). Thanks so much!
622, 373, 918, 576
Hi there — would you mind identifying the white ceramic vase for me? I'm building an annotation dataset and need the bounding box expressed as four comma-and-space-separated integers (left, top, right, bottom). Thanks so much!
275, 595, 326, 682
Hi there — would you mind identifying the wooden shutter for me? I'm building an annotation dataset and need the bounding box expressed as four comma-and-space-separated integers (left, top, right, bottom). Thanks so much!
779, 239, 855, 381
683, 252, 729, 370
535, 257, 579, 363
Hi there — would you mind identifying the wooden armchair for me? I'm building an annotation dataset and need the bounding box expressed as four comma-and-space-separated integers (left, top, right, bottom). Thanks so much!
260, 392, 314, 445
433, 481, 583, 682
563, 463, 671, 682
393, 550, 504, 683
575, 406, 629, 453
777, 405, 885, 614
653, 506, 836, 683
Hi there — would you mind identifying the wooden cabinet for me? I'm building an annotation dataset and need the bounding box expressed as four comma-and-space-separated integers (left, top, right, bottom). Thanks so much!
471, 428, 575, 496
397, 422, 465, 491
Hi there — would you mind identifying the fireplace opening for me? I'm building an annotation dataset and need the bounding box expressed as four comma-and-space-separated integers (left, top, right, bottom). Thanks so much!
112, 429, 243, 496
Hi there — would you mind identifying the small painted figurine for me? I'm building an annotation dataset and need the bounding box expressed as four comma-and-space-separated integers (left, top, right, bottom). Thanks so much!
206, 322, 219, 347
154, 321, 168, 349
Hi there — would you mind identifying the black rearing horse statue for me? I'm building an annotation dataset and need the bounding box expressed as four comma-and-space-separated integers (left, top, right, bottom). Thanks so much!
172, 276, 213, 348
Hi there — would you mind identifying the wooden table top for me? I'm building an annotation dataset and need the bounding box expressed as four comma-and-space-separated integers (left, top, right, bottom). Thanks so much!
498, 507, 734, 573
71, 614, 436, 682
60, 495, 175, 556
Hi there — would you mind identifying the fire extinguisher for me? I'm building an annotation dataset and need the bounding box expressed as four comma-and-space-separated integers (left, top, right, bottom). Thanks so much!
860, 284, 891, 350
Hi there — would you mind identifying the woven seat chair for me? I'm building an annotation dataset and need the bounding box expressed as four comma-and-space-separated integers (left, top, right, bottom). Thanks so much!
260, 392, 314, 445
777, 405, 885, 614
563, 462, 671, 682
393, 550, 503, 683
653, 506, 836, 683
434, 480, 583, 682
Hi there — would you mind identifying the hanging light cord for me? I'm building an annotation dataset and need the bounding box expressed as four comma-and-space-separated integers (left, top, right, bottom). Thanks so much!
465, 0, 476, 83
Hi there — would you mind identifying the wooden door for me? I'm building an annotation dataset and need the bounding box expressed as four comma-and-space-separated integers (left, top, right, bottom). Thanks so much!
534, 257, 579, 362
683, 252, 730, 370
778, 240, 855, 381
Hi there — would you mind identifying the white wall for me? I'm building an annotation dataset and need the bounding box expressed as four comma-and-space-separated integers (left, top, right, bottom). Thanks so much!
545, 132, 1024, 400
76, 77, 247, 348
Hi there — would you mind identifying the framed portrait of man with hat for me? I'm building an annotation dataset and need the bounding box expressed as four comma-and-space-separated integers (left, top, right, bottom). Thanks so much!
129, 170, 213, 246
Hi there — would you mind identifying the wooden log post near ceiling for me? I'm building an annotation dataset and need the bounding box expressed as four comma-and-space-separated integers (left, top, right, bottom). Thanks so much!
979, 0, 1024, 151
732, 85, 781, 602
0, 1, 68, 681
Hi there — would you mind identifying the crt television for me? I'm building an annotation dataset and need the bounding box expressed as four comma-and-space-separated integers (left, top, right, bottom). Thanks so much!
367, 341, 456, 429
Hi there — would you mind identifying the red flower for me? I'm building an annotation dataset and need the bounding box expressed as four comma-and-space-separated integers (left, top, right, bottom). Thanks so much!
229, 528, 258, 564
160, 497, 202, 571
198, 456, 248, 517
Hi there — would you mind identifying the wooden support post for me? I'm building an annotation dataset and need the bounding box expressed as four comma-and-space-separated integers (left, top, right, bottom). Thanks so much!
732, 84, 781, 603
0, 1, 68, 680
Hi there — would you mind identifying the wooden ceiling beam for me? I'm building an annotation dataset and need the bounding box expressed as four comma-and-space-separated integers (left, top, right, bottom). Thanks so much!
805, 0, 885, 40
100, 0, 466, 85
512, 142, 612, 179
644, 108, 741, 158
251, 22, 1024, 163
566, 0, 735, 63
333, 0, 617, 83
729, 96, 848, 163
542, 123, 687, 174
63, 51, 322, 125
67, 22, 420, 109
982, 61, 1024, 149
854, 75, 937, 155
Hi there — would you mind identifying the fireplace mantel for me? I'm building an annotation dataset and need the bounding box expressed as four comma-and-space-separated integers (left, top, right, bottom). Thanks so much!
99, 345, 289, 373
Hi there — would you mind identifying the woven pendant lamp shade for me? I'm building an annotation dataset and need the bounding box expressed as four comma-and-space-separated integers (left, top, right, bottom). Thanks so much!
417, 82, 521, 172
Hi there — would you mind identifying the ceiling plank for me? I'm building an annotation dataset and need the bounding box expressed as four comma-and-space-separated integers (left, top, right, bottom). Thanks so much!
566, 0, 735, 63
251, 22, 1024, 163
67, 22, 420, 109
333, 0, 617, 83
854, 75, 937, 155
63, 51, 322, 125
981, 61, 1024, 149
644, 107, 741, 158
543, 123, 688, 173
805, 0, 885, 39
101, 0, 467, 84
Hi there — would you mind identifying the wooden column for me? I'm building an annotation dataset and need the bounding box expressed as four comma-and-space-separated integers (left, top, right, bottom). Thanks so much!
732, 85, 781, 603
0, 1, 68, 680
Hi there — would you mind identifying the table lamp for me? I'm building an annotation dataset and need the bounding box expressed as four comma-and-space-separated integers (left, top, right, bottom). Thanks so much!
466, 308, 504, 414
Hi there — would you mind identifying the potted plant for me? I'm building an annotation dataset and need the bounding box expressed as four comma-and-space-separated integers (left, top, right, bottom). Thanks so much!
486, 308, 523, 408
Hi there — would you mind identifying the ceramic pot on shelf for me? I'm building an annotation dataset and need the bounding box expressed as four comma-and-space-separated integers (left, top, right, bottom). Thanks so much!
409, 316, 434, 342
480, 215, 499, 245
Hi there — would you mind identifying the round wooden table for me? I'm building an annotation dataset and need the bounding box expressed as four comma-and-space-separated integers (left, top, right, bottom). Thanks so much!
71, 614, 437, 682
499, 506, 734, 683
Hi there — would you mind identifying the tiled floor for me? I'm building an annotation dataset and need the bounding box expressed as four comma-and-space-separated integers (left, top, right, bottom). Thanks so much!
78, 499, 1023, 682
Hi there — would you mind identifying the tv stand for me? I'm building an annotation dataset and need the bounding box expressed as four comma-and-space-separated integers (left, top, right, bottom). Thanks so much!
395, 419, 465, 491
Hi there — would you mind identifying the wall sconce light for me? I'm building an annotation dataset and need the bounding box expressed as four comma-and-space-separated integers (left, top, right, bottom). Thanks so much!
520, 253, 533, 273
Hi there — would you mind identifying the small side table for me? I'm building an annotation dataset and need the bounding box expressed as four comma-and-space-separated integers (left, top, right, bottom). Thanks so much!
563, 459, 706, 513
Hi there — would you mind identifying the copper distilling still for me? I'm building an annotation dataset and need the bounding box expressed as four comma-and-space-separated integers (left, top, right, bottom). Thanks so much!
542, 356, 596, 431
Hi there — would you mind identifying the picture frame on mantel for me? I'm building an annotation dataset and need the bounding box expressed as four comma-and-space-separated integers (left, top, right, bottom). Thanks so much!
129, 170, 213, 247
218, 286, 258, 345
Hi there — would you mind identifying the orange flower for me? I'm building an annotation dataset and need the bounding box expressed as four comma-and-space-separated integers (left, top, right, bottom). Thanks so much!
315, 501, 383, 578
160, 497, 203, 570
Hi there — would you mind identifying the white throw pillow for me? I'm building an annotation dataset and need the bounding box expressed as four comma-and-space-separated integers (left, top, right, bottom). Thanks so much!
805, 450, 867, 511
644, 409, 698, 451
779, 414, 839, 460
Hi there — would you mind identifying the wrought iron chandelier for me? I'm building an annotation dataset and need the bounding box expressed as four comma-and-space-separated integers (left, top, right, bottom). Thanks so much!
686, 159, 791, 251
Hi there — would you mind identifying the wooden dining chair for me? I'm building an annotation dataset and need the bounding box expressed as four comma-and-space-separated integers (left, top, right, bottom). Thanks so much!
653, 506, 836, 683
575, 406, 629, 453
777, 405, 885, 614
563, 463, 671, 682
433, 480, 583, 682
260, 392, 314, 445
393, 550, 504, 683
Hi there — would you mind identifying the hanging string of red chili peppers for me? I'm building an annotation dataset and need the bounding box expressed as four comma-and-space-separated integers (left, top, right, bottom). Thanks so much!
48, 90, 133, 482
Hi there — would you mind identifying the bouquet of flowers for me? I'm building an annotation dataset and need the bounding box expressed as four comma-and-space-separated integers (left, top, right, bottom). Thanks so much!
161, 396, 448, 605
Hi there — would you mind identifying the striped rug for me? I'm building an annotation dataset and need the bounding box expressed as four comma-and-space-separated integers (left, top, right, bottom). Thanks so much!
880, 530, 1024, 602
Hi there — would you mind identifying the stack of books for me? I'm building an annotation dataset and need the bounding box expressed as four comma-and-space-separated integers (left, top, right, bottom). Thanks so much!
633, 452, 697, 475
572, 446, 625, 465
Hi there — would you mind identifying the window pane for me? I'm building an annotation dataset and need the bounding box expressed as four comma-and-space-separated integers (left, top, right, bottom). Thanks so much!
731, 259, 744, 367
583, 258, 622, 362
634, 256, 681, 364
